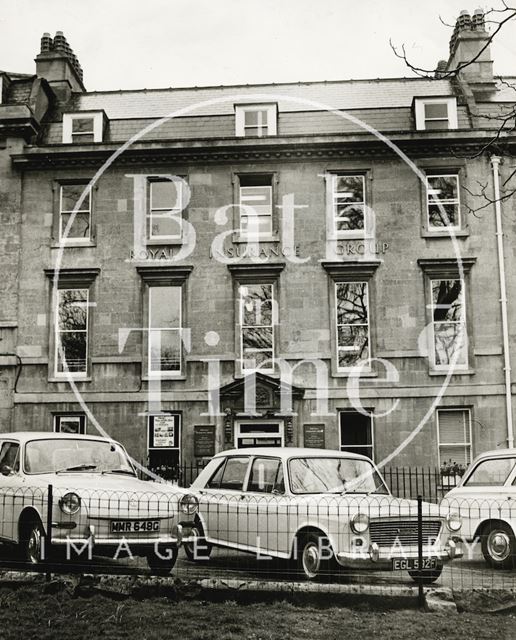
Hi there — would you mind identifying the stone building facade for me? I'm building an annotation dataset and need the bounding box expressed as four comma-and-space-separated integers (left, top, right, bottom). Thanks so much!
1, 13, 515, 476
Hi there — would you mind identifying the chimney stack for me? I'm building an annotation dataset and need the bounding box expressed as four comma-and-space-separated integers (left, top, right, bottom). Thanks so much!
35, 31, 85, 101
446, 9, 496, 93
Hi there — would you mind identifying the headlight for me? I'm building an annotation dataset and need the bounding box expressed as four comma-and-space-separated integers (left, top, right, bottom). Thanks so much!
59, 492, 81, 515
180, 493, 199, 516
350, 512, 369, 534
446, 513, 462, 532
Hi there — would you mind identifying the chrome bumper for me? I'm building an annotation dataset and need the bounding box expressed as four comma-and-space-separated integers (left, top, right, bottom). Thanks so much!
51, 523, 187, 548
336, 538, 462, 569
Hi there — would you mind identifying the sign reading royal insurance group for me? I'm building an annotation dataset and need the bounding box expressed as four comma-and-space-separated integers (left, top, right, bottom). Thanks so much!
129, 241, 389, 262
148, 413, 180, 449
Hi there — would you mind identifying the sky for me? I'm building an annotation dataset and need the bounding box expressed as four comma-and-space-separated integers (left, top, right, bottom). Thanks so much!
0, 0, 515, 91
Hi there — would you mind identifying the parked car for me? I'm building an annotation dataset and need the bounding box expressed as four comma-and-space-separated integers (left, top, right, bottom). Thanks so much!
0, 432, 198, 574
183, 447, 462, 582
443, 448, 516, 569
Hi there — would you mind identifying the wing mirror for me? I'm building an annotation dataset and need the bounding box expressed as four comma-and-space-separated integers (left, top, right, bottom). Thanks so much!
0, 464, 14, 476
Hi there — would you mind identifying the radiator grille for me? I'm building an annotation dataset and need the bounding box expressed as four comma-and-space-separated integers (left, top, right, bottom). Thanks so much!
369, 520, 442, 548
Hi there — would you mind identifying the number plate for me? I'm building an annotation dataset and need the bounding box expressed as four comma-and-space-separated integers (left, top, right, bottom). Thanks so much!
392, 557, 438, 571
110, 520, 160, 533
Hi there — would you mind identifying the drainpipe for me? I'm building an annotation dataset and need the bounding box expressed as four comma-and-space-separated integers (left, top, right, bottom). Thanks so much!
491, 155, 514, 448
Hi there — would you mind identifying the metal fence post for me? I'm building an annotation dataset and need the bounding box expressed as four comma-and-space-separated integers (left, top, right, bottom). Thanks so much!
45, 483, 53, 582
417, 494, 424, 608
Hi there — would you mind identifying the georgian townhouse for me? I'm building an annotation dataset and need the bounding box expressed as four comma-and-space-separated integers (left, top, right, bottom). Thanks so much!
1, 13, 515, 478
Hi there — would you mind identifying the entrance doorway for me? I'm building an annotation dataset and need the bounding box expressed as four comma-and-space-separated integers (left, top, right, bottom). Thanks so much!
235, 421, 284, 448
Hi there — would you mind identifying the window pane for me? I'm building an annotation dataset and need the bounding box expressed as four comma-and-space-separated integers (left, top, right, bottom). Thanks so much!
336, 283, 368, 325
58, 290, 88, 330
424, 103, 448, 119
151, 180, 180, 210
219, 457, 249, 490
149, 212, 182, 237
440, 445, 470, 466
61, 185, 90, 212
149, 329, 181, 372
427, 176, 458, 201
241, 285, 272, 326
334, 176, 364, 202
244, 111, 260, 126
428, 203, 458, 228
465, 458, 516, 486
432, 280, 463, 322
340, 411, 372, 447
72, 134, 95, 144
150, 286, 181, 328
240, 215, 272, 237
57, 332, 87, 372
61, 212, 91, 239
434, 322, 467, 366
335, 204, 364, 231
242, 349, 273, 370
438, 410, 469, 444
337, 326, 369, 367
72, 118, 94, 133
248, 458, 283, 493
240, 185, 272, 210
242, 327, 273, 350
424, 120, 446, 131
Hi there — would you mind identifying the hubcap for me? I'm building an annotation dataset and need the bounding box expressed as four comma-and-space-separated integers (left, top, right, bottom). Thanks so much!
302, 542, 320, 578
488, 531, 511, 561
27, 527, 42, 564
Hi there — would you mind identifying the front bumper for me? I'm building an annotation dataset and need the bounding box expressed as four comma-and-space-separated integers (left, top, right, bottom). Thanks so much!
51, 523, 192, 553
336, 538, 462, 569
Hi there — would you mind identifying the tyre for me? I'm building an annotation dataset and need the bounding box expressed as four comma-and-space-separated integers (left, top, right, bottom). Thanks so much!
295, 533, 334, 580
21, 519, 46, 565
408, 562, 443, 584
146, 546, 178, 576
481, 522, 516, 569
183, 522, 212, 562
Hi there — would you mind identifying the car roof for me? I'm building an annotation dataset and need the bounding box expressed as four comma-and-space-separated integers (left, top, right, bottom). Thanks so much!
0, 431, 116, 444
212, 446, 373, 461
472, 448, 516, 461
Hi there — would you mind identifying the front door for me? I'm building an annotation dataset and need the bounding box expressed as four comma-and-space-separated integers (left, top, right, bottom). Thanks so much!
235, 421, 284, 448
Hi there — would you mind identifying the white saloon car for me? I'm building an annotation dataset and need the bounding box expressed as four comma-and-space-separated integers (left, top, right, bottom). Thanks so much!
444, 449, 516, 569
184, 447, 462, 582
0, 432, 198, 573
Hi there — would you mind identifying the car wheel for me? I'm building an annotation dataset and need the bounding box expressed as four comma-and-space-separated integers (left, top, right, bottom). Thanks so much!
183, 521, 212, 562
296, 533, 334, 580
481, 522, 516, 569
22, 519, 46, 565
146, 547, 178, 576
408, 562, 443, 584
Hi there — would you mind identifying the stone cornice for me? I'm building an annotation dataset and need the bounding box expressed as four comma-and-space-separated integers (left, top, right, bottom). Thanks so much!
11, 130, 516, 169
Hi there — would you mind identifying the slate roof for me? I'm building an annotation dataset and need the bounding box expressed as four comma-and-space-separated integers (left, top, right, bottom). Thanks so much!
72, 77, 457, 119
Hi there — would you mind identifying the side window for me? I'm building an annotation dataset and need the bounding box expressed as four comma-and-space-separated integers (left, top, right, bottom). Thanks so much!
248, 458, 284, 494
206, 459, 226, 488
217, 457, 250, 491
0, 442, 20, 474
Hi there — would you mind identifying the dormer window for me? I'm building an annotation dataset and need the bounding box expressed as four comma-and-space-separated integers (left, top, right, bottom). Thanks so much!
63, 112, 104, 143
414, 97, 458, 131
235, 104, 277, 137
